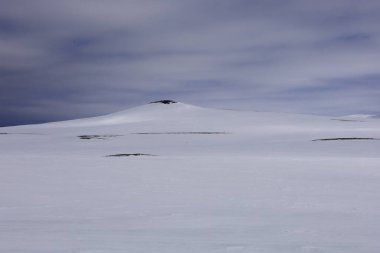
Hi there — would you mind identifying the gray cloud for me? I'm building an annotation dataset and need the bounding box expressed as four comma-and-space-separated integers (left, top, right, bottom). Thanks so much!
1, 0, 380, 126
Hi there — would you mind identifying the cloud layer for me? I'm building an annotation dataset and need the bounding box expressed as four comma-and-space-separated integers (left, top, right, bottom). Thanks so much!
1, 0, 380, 125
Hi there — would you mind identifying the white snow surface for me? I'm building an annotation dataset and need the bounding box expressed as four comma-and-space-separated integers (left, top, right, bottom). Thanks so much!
1, 102, 380, 252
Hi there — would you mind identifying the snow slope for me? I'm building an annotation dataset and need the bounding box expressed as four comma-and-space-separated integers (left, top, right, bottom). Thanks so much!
1, 101, 380, 252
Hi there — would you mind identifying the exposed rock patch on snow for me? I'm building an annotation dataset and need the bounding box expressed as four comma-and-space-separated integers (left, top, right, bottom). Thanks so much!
78, 135, 122, 140
312, 137, 378, 141
149, 99, 177, 104
106, 153, 156, 157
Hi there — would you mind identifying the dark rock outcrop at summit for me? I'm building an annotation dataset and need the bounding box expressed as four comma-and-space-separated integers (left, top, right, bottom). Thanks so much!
149, 100, 177, 104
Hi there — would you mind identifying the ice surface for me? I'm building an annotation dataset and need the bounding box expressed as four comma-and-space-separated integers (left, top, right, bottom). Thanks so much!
1, 102, 380, 252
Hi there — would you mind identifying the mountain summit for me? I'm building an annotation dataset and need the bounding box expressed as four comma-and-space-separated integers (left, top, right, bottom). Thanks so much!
149, 100, 177, 104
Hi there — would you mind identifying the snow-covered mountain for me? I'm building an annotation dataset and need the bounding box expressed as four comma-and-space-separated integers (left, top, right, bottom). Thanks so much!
1, 101, 380, 252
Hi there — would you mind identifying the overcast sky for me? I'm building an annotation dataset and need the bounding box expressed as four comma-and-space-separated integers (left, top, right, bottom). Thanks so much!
1, 0, 380, 126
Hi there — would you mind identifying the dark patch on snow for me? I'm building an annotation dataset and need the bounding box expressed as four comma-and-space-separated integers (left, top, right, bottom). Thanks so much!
0, 132, 44, 135
133, 132, 229, 135
312, 137, 379, 141
78, 135, 121, 140
106, 153, 156, 157
149, 100, 177, 104
331, 119, 366, 122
